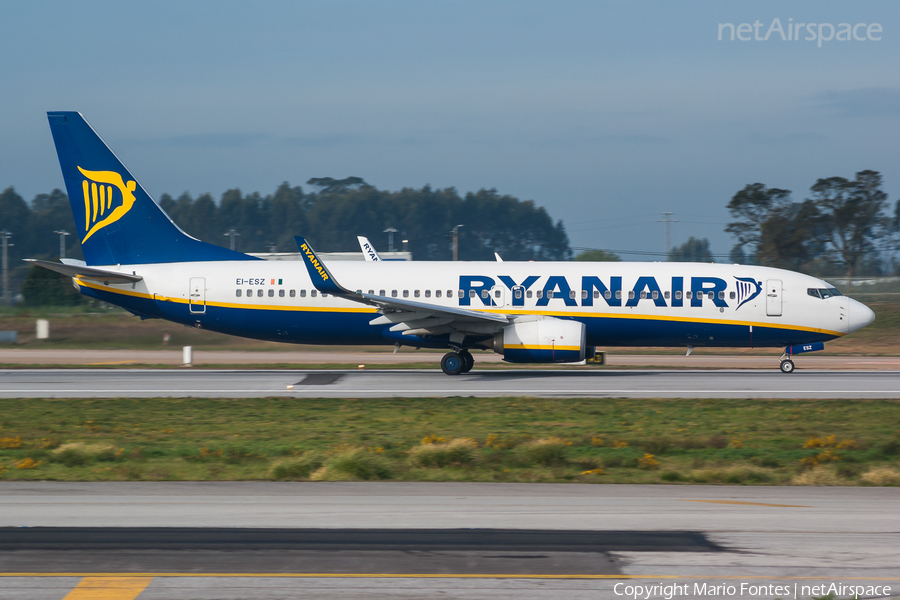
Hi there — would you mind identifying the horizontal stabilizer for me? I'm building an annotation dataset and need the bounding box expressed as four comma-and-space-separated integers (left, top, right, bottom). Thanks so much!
24, 259, 142, 284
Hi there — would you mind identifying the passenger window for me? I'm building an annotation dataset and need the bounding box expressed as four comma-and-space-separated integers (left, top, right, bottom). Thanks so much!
403, 290, 409, 298
708, 291, 715, 300
311, 290, 317, 297
604, 290, 611, 300
379, 289, 386, 296
615, 290, 622, 300
652, 291, 659, 300
246, 289, 252, 297
368, 290, 374, 295
628, 291, 636, 300
469, 290, 476, 298
514, 289, 522, 299
268, 289, 274, 297
279, 289, 285, 297
300, 290, 306, 297
526, 290, 533, 298
494, 289, 501, 298
593, 290, 600, 299
718, 291, 724, 300
536, 290, 543, 299
448, 290, 454, 298
257, 289, 263, 297
547, 291, 554, 299
730, 291, 736, 299
640, 291, 647, 299
685, 291, 692, 299
436, 290, 442, 298
392, 290, 398, 298
664, 291, 670, 299
675, 291, 682, 300
414, 290, 420, 298
236, 289, 242, 297
290, 290, 296, 297
481, 290, 489, 299
570, 290, 577, 299
425, 290, 431, 298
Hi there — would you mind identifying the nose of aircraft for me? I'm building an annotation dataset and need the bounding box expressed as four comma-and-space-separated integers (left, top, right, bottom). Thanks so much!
847, 298, 876, 333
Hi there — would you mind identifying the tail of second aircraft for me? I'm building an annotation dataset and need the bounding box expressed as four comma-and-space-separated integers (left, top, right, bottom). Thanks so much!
47, 111, 257, 266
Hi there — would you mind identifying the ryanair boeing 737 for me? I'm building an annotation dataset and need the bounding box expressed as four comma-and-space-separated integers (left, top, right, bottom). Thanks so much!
30, 112, 876, 375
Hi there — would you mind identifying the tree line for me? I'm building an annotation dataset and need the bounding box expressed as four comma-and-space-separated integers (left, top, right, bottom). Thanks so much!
1, 180, 571, 302
725, 170, 898, 277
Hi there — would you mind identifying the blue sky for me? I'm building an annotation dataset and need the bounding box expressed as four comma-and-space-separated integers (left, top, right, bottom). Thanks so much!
1, 1, 897, 258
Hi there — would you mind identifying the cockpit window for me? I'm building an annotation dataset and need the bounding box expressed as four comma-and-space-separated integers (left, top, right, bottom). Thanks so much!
809, 287, 842, 299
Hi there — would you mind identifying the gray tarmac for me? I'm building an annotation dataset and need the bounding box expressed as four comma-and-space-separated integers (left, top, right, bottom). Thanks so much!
1, 367, 899, 398
0, 483, 898, 599
3, 348, 900, 370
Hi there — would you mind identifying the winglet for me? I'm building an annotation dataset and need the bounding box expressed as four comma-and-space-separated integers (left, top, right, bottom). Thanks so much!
294, 236, 348, 295
357, 236, 381, 262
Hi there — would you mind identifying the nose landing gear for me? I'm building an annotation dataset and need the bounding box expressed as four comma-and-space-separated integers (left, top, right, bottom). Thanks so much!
779, 350, 795, 374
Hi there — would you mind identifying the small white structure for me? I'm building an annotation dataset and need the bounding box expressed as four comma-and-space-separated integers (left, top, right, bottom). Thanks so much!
36, 319, 49, 340
183, 346, 193, 366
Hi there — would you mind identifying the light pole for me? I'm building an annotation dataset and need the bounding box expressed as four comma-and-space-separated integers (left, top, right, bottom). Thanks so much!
452, 224, 464, 261
53, 229, 70, 259
0, 230, 11, 306
383, 228, 397, 253
224, 228, 240, 251
658, 212, 676, 259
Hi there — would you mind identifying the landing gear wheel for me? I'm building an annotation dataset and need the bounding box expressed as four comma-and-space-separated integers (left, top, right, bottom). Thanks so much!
779, 359, 795, 374
441, 352, 464, 376
459, 350, 474, 373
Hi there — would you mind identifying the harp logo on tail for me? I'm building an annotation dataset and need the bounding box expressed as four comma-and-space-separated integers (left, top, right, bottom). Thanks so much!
77, 166, 137, 243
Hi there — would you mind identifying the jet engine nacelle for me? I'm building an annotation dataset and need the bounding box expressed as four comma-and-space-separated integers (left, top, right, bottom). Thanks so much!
492, 318, 586, 363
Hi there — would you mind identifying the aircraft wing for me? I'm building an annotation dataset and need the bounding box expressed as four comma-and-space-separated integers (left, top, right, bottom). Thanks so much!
294, 237, 508, 334
24, 258, 143, 284
357, 236, 381, 261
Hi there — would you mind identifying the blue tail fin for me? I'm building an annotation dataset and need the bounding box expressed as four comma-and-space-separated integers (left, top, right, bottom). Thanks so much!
47, 111, 258, 265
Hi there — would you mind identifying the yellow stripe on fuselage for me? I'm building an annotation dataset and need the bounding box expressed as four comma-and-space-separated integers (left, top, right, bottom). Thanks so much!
504, 344, 582, 351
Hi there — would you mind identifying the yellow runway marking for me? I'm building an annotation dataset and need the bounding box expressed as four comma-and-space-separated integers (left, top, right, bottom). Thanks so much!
87, 361, 137, 366
680, 499, 813, 508
62, 577, 152, 600
7, 573, 900, 581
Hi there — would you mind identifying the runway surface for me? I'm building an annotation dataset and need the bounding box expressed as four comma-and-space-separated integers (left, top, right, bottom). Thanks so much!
1, 367, 899, 398
1, 483, 897, 599
4, 348, 900, 370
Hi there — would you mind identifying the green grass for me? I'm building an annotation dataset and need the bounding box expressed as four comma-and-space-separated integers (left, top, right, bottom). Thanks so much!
1, 397, 899, 484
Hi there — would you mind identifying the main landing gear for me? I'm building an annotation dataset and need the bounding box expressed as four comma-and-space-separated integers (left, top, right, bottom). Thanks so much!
441, 350, 474, 375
